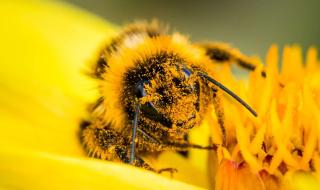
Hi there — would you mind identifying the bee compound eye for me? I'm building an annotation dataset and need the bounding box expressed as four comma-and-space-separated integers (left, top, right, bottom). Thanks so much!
181, 67, 192, 79
135, 80, 150, 98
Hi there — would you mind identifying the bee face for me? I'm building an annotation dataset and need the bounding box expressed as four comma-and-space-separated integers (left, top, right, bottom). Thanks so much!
143, 63, 200, 130
122, 52, 201, 132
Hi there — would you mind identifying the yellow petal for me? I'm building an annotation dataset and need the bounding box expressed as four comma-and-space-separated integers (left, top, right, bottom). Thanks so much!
0, 1, 116, 155
0, 146, 203, 190
266, 44, 279, 76
306, 47, 318, 72
288, 172, 320, 190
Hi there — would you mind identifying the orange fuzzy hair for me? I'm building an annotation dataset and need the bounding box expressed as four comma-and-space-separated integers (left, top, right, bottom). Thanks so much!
99, 33, 214, 131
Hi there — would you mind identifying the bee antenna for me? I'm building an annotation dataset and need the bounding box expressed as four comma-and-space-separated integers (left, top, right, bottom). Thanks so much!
198, 72, 257, 117
130, 102, 140, 164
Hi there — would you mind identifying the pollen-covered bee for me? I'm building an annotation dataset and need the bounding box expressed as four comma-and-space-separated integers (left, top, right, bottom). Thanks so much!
79, 21, 263, 172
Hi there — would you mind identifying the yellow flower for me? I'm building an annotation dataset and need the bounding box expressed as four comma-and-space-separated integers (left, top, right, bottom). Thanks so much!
208, 45, 320, 190
0, 1, 204, 189
1, 1, 319, 190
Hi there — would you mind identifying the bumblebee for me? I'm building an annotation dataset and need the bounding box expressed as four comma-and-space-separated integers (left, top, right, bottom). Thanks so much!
79, 21, 263, 172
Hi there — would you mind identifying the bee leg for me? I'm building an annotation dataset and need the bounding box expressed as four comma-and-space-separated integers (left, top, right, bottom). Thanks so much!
115, 146, 149, 169
135, 157, 177, 174
164, 141, 217, 151
197, 42, 266, 77
115, 146, 177, 174
212, 91, 227, 146
157, 167, 178, 178
136, 128, 217, 151
80, 113, 177, 173
177, 134, 189, 157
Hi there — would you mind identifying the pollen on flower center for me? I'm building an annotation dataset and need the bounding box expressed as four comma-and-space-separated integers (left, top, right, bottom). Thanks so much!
210, 45, 320, 190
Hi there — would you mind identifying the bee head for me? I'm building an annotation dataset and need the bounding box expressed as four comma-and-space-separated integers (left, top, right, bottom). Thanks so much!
136, 62, 201, 131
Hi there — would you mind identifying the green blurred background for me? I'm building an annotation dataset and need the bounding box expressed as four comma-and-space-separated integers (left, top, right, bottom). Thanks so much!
66, 0, 319, 57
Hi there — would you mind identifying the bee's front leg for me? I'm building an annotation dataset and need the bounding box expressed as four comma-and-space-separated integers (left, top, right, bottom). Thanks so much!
115, 146, 177, 174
